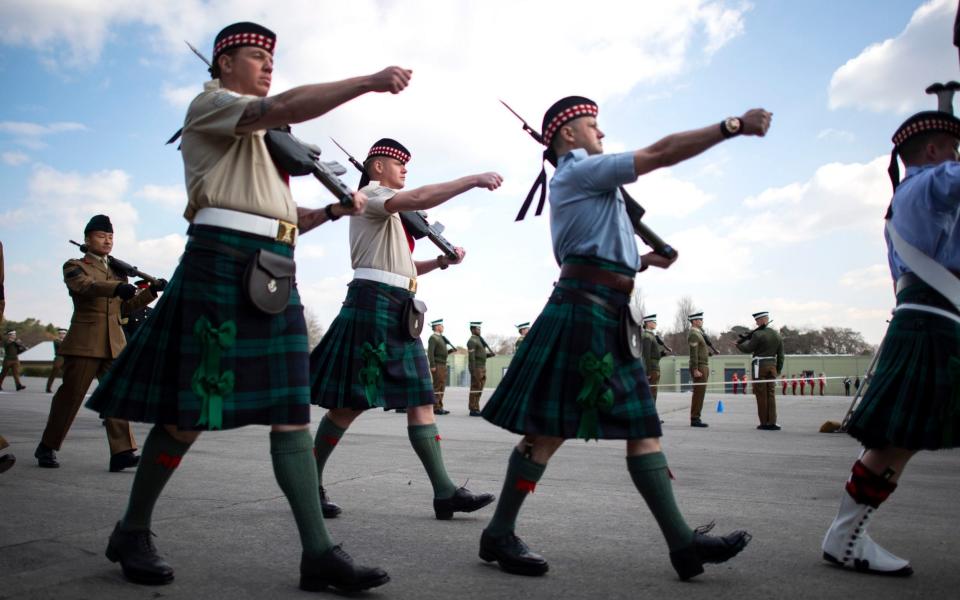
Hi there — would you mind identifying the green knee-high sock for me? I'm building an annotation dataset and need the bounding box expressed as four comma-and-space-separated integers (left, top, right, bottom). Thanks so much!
484, 448, 547, 537
121, 425, 192, 531
408, 424, 458, 499
627, 452, 694, 551
271, 430, 334, 557
313, 416, 346, 487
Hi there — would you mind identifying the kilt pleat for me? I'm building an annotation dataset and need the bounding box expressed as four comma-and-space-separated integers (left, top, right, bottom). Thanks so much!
847, 283, 960, 450
310, 280, 433, 410
482, 257, 661, 440
85, 224, 311, 430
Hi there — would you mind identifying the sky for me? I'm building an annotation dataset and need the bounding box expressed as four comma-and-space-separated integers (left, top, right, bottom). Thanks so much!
0, 0, 957, 347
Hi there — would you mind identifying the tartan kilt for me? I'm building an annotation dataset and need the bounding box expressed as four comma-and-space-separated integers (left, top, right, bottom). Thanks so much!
310, 280, 434, 410
482, 261, 661, 440
847, 282, 960, 450
85, 225, 311, 430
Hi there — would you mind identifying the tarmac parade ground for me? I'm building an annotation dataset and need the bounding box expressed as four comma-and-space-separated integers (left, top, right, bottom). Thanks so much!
1, 377, 958, 599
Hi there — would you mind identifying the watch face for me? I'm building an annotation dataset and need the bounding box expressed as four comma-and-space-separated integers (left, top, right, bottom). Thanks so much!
725, 117, 741, 133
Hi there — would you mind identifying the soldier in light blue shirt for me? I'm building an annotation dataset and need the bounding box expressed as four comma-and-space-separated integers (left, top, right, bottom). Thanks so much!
481, 95, 771, 581
823, 108, 960, 577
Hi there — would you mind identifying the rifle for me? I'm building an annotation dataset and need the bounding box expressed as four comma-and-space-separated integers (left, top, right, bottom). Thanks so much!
330, 138, 460, 259
69, 241, 160, 285
654, 333, 673, 355
264, 128, 355, 207
702, 333, 720, 356
441, 335, 457, 352
500, 100, 677, 260
737, 320, 774, 343
478, 335, 496, 358
15, 341, 27, 353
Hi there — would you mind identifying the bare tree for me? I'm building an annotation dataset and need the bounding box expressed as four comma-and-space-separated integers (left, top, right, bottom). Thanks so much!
304, 307, 325, 350
484, 333, 518, 355
671, 295, 697, 334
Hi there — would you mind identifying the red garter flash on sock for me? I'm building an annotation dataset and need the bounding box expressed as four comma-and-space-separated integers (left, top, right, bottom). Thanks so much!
845, 460, 896, 508
321, 435, 339, 446
516, 478, 537, 493
435, 434, 442, 442
156, 453, 182, 470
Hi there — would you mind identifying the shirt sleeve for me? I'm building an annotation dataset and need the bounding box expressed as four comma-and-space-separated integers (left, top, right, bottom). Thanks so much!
185, 89, 257, 139
360, 185, 397, 218
927, 162, 960, 212
570, 151, 637, 193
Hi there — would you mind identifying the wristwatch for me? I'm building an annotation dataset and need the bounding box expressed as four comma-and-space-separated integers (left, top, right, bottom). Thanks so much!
437, 255, 450, 270
720, 117, 742, 138
324, 204, 340, 222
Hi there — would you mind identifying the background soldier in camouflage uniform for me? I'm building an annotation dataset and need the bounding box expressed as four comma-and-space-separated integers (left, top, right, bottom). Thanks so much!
687, 312, 710, 427
46, 328, 67, 393
467, 321, 493, 416
735, 311, 784, 431
427, 319, 450, 415
0, 329, 27, 391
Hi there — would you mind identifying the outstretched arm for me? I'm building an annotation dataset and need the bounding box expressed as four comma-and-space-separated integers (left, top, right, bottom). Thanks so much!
633, 109, 772, 177
385, 173, 502, 213
236, 66, 412, 134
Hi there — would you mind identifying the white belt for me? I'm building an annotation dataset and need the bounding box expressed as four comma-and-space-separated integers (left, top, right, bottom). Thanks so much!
354, 268, 417, 293
752, 356, 776, 362
192, 207, 297, 246
896, 303, 960, 326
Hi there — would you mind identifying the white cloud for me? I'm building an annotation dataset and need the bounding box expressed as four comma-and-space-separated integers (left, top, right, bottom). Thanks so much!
828, 0, 957, 114
624, 168, 715, 218
0, 120, 88, 149
816, 128, 855, 143
163, 83, 199, 109
840, 264, 890, 289
738, 156, 891, 244
135, 183, 186, 209
2, 151, 30, 166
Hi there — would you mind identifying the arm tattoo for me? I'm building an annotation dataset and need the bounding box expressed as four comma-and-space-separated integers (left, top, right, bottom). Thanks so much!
237, 97, 274, 128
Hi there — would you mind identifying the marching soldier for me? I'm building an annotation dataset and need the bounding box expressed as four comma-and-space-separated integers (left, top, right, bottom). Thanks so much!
735, 311, 784, 431
821, 100, 960, 576
427, 319, 450, 415
480, 95, 767, 581
0, 329, 27, 391
515, 322, 530, 352
35, 215, 160, 471
86, 22, 402, 590
639, 314, 663, 403
309, 137, 497, 527
687, 312, 710, 427
467, 321, 494, 416
46, 328, 67, 393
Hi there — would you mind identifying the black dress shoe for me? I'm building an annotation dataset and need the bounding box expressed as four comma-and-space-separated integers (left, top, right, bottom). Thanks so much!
756, 424, 768, 430
767, 424, 782, 430
395, 407, 407, 413
690, 419, 709, 428
300, 545, 390, 592
110, 450, 140, 472
34, 443, 59, 468
16, 384, 26, 391
319, 486, 342, 519
105, 522, 174, 585
469, 410, 482, 417
0, 453, 15, 474
434, 408, 450, 415
434, 486, 495, 520
479, 530, 549, 576
669, 523, 752, 581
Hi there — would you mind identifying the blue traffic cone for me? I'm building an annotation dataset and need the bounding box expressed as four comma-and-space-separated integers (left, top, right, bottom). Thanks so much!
717, 399, 725, 413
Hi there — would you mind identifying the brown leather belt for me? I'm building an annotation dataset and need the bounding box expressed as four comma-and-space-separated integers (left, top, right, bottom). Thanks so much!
559, 263, 634, 294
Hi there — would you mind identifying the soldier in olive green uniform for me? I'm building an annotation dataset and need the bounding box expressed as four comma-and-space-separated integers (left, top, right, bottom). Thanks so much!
736, 311, 784, 430
467, 322, 494, 416
46, 328, 67, 393
687, 312, 710, 427
514, 322, 530, 352
0, 330, 27, 391
640, 314, 665, 403
427, 319, 451, 415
